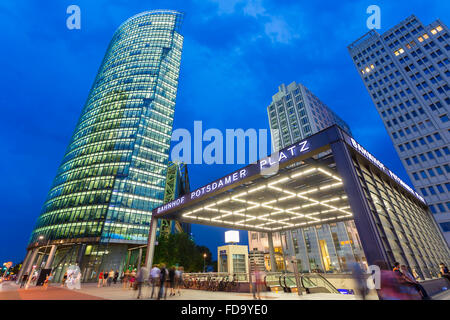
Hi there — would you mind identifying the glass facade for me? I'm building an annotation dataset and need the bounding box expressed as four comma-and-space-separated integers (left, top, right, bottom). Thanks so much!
350, 150, 449, 279
29, 11, 184, 247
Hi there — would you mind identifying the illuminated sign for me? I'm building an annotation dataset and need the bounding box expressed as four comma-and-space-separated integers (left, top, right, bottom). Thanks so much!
348, 137, 425, 204
259, 140, 310, 170
225, 230, 240, 244
155, 139, 312, 215
156, 169, 249, 214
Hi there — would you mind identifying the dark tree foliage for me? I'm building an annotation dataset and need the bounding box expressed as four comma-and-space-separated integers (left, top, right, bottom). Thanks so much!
153, 233, 213, 272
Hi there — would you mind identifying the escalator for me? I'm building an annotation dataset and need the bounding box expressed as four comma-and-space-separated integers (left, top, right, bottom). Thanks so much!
278, 273, 340, 294
300, 273, 340, 294
263, 272, 283, 292
264, 272, 340, 295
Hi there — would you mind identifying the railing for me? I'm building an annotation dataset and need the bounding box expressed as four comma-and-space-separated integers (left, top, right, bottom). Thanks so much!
181, 272, 341, 295
181, 272, 246, 292
263, 272, 284, 291
300, 273, 340, 294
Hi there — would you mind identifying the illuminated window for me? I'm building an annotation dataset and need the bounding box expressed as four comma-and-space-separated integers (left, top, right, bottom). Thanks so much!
394, 48, 405, 56
418, 36, 423, 42
436, 25, 443, 32
431, 28, 437, 35
362, 64, 375, 74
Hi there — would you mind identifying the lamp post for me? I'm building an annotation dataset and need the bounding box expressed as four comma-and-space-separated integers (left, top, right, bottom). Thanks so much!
203, 253, 207, 273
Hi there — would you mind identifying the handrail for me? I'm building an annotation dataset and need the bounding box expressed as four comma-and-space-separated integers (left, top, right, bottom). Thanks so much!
279, 274, 284, 290
300, 273, 340, 294
315, 273, 340, 294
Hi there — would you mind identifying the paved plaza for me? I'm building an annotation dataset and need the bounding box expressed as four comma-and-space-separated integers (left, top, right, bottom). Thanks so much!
2, 281, 449, 300
0, 281, 358, 300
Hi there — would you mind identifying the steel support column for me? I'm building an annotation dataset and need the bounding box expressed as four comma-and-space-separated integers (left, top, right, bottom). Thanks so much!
144, 217, 158, 268
16, 250, 32, 284
267, 232, 277, 272
45, 245, 57, 269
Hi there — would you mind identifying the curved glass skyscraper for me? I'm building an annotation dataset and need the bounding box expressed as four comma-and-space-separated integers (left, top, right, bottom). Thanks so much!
20, 10, 184, 282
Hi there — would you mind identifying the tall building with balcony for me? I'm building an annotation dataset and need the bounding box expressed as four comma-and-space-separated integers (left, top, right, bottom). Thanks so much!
348, 15, 450, 245
267, 82, 351, 149
19, 10, 185, 283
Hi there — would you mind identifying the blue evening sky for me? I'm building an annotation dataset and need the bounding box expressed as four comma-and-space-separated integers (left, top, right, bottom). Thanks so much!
1, 0, 449, 263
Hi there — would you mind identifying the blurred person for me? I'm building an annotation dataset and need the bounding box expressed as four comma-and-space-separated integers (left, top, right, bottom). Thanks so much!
168, 266, 176, 296
392, 262, 401, 275
439, 263, 450, 282
350, 261, 368, 300
256, 269, 265, 299
135, 266, 148, 299
158, 263, 168, 300
103, 270, 108, 287
375, 260, 406, 300
400, 265, 429, 300
129, 269, 136, 289
98, 270, 104, 288
150, 264, 161, 299
113, 270, 119, 284
20, 273, 28, 288
43, 273, 52, 290
122, 270, 129, 289
175, 266, 183, 296
251, 268, 260, 300
108, 269, 114, 286
412, 268, 420, 281
62, 272, 68, 287
128, 269, 136, 289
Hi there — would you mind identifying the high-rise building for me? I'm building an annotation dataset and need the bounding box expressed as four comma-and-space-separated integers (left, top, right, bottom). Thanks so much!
249, 82, 353, 271
348, 15, 450, 245
267, 81, 351, 149
19, 10, 184, 283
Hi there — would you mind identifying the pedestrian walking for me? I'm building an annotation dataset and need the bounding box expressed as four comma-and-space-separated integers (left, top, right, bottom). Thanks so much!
20, 273, 28, 288
103, 270, 108, 287
439, 263, 450, 282
113, 270, 119, 285
98, 270, 104, 288
400, 265, 429, 299
62, 272, 68, 287
150, 264, 161, 299
108, 269, 114, 286
122, 270, 129, 289
135, 266, 149, 299
350, 261, 368, 300
158, 263, 168, 300
129, 269, 136, 289
43, 273, 52, 290
168, 266, 176, 296
175, 266, 183, 296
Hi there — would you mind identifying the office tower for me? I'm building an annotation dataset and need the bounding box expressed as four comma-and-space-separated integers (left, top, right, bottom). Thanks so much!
249, 81, 353, 271
19, 10, 184, 283
348, 15, 450, 245
267, 81, 351, 149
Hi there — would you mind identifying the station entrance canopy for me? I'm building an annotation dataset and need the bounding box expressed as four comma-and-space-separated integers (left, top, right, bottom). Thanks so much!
147, 125, 449, 279
152, 125, 426, 233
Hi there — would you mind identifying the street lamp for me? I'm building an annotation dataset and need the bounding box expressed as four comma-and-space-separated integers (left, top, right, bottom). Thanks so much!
203, 253, 207, 273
